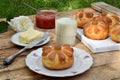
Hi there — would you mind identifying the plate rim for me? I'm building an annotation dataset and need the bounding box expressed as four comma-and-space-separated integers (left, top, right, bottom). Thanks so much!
11, 32, 50, 47
25, 47, 93, 77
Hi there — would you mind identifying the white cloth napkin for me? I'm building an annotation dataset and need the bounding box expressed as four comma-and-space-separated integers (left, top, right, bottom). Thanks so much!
77, 28, 120, 53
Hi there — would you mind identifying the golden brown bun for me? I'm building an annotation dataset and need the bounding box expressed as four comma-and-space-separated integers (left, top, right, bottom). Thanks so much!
83, 20, 109, 40
94, 13, 119, 27
76, 9, 94, 28
42, 44, 74, 70
106, 13, 119, 26
110, 24, 120, 43
93, 13, 112, 26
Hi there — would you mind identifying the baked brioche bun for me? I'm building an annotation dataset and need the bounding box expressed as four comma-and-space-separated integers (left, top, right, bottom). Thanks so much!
110, 24, 120, 43
83, 20, 109, 40
94, 13, 119, 27
76, 9, 94, 28
42, 44, 74, 70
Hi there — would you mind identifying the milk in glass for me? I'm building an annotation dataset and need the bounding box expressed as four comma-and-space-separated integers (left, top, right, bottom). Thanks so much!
55, 17, 77, 46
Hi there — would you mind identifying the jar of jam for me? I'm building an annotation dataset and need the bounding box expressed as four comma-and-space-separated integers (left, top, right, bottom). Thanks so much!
35, 9, 56, 29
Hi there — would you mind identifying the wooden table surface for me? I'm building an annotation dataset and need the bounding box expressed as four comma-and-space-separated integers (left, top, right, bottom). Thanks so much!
0, 8, 120, 80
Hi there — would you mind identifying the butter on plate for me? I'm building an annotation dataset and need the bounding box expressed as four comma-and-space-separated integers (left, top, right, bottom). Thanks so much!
19, 29, 42, 44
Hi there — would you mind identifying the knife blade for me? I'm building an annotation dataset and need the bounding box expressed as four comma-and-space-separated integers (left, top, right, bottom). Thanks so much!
3, 32, 49, 66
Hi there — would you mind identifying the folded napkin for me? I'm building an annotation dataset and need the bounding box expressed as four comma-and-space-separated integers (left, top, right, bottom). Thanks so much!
77, 28, 120, 53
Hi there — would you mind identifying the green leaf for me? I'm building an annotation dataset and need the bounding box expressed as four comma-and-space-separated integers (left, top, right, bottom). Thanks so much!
0, 21, 8, 33
0, 12, 14, 33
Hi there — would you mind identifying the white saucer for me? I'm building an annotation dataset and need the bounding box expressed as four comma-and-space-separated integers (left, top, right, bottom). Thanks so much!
25, 47, 93, 77
11, 32, 50, 47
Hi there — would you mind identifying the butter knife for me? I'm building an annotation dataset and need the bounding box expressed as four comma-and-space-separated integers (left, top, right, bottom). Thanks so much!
3, 32, 49, 66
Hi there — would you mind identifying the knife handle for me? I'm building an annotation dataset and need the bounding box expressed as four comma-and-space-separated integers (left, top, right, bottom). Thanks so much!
3, 47, 27, 66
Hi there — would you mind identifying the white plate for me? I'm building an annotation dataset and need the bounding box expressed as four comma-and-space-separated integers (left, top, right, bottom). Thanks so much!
11, 32, 50, 47
25, 47, 93, 77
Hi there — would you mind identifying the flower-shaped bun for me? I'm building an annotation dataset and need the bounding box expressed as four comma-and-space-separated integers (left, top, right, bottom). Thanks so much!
76, 9, 94, 28
42, 44, 74, 70
84, 20, 109, 40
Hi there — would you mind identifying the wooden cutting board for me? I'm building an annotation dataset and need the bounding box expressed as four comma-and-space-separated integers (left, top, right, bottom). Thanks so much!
91, 2, 120, 16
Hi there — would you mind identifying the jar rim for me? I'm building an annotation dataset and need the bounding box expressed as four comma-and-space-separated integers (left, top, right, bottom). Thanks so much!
36, 8, 57, 13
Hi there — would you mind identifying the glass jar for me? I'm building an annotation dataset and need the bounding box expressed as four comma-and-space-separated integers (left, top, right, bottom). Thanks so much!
35, 9, 56, 29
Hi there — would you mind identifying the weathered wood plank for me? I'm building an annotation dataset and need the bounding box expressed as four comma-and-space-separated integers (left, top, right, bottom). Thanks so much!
91, 2, 120, 16
0, 62, 120, 80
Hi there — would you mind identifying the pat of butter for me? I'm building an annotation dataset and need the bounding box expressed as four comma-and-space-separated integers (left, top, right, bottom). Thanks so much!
19, 29, 42, 44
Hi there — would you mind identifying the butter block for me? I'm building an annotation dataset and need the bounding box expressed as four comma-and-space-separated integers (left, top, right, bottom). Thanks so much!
19, 29, 42, 44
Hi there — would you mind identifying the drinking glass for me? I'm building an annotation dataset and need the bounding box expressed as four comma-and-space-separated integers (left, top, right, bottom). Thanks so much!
55, 12, 77, 46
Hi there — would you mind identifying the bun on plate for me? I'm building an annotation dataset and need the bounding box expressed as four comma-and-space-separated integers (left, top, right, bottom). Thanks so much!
42, 44, 74, 70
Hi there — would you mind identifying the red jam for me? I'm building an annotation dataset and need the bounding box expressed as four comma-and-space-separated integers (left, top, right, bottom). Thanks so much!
35, 11, 56, 29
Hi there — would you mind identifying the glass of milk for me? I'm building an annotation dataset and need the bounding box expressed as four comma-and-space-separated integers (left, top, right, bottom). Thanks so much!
55, 12, 77, 46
